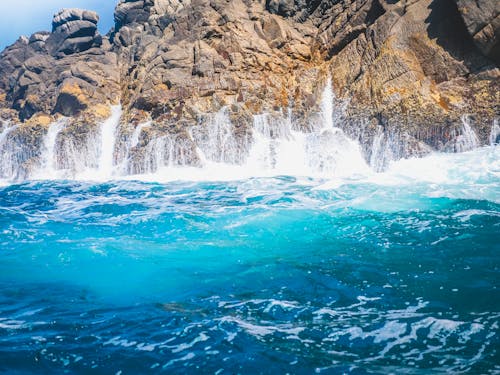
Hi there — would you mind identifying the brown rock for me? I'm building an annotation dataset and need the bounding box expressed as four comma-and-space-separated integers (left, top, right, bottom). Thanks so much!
0, 0, 498, 168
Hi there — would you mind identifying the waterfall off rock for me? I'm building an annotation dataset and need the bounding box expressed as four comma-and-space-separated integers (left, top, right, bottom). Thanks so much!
32, 119, 66, 179
490, 119, 500, 145
191, 108, 248, 165
0, 83, 495, 184
454, 115, 480, 153
130, 122, 151, 148
0, 124, 19, 180
320, 77, 334, 130
97, 105, 122, 180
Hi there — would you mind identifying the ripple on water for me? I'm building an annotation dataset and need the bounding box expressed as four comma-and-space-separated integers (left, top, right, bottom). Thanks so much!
0, 149, 499, 373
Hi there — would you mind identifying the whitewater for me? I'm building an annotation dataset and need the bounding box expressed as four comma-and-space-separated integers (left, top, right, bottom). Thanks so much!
0, 81, 499, 373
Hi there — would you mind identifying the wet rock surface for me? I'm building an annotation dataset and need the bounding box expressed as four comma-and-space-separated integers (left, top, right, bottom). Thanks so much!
0, 0, 498, 171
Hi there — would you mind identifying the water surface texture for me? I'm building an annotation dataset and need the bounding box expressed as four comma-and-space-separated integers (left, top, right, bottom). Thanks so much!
0, 147, 499, 374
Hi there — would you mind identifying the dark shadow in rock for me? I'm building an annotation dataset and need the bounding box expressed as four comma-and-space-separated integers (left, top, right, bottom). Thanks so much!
54, 93, 87, 117
425, 0, 495, 74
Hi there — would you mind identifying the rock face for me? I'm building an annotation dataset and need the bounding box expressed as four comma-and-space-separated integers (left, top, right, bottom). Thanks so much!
0, 8, 119, 122
0, 0, 498, 174
319, 0, 499, 156
457, 0, 500, 64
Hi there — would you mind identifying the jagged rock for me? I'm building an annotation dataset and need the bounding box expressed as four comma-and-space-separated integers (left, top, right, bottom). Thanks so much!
456, 0, 500, 64
28, 32, 50, 53
46, 9, 102, 56
0, 9, 119, 121
114, 0, 150, 30
266, 0, 298, 17
0, 0, 498, 166
53, 78, 89, 116
52, 9, 99, 29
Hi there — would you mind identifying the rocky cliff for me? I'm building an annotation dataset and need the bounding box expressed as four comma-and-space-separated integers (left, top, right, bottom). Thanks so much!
0, 0, 498, 178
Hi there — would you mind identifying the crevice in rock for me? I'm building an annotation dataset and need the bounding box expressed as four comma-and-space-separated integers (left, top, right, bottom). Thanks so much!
53, 93, 87, 117
365, 0, 386, 25
326, 0, 386, 59
327, 29, 365, 59
425, 0, 494, 74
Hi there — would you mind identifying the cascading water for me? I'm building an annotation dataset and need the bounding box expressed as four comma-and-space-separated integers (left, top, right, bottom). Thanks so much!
305, 79, 369, 177
130, 121, 151, 148
490, 118, 500, 145
96, 105, 122, 179
32, 119, 66, 179
245, 113, 294, 173
0, 122, 12, 144
241, 80, 369, 178
190, 108, 248, 165
245, 112, 309, 175
370, 126, 385, 171
454, 115, 479, 152
0, 123, 19, 181
368, 126, 401, 172
26, 106, 123, 181
0, 82, 494, 184
320, 77, 334, 130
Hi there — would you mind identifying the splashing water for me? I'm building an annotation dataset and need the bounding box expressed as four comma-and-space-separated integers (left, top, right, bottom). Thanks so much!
490, 118, 500, 146
0, 124, 17, 178
0, 122, 13, 144
191, 108, 245, 165
130, 121, 151, 148
320, 77, 334, 130
368, 126, 401, 173
454, 115, 479, 152
0, 80, 369, 183
32, 119, 66, 179
0, 80, 498, 372
0, 144, 498, 373
234, 81, 368, 179
0, 80, 494, 185
97, 105, 122, 179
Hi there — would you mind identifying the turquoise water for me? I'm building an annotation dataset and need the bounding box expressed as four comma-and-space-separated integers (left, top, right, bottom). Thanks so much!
0, 147, 499, 374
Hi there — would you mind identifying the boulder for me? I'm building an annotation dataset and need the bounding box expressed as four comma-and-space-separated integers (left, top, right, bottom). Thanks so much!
52, 9, 99, 30
46, 9, 101, 56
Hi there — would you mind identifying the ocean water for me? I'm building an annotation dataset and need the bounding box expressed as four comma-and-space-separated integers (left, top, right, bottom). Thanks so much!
0, 146, 499, 374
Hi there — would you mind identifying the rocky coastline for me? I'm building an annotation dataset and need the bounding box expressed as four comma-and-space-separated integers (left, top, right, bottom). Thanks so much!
0, 0, 498, 179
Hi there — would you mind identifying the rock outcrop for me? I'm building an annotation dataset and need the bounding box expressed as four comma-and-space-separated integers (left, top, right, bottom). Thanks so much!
0, 8, 119, 122
0, 0, 498, 175
457, 0, 499, 64
319, 0, 499, 156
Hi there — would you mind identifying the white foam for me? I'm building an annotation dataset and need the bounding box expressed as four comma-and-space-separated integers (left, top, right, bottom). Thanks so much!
455, 115, 479, 152
130, 121, 151, 148
321, 77, 334, 130
32, 119, 66, 179
0, 124, 19, 181
218, 316, 305, 338
490, 118, 500, 145
168, 332, 209, 353
97, 105, 122, 179
0, 90, 496, 188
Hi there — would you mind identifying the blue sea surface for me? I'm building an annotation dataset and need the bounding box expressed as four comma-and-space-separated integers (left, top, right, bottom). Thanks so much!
0, 148, 499, 374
